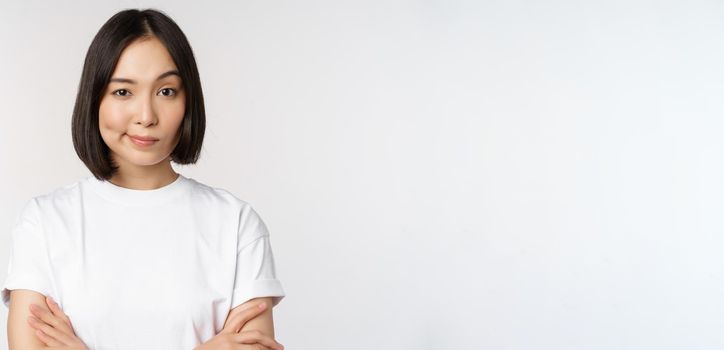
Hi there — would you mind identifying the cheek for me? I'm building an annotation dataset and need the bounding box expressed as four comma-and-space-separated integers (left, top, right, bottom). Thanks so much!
165, 102, 185, 124
164, 98, 186, 135
98, 99, 127, 134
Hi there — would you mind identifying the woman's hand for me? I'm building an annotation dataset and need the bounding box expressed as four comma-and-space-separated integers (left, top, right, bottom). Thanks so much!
27, 296, 89, 350
194, 301, 284, 350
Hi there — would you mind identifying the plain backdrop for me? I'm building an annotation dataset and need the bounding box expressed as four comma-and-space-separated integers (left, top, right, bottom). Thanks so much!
1, 0, 723, 349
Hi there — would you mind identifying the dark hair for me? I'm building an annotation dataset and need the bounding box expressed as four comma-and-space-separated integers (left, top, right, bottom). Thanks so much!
72, 8, 205, 180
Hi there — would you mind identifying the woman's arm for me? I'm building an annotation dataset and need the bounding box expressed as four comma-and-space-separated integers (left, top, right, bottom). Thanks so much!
222, 297, 277, 338
11, 292, 278, 350
7, 289, 51, 349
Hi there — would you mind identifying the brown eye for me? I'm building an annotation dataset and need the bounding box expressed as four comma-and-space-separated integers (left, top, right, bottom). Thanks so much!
113, 89, 130, 97
159, 88, 177, 97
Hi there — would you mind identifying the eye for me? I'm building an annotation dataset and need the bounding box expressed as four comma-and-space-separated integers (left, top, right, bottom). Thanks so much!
159, 88, 177, 97
112, 89, 131, 97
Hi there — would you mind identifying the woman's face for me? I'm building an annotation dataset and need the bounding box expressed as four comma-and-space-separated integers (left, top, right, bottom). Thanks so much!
98, 36, 186, 170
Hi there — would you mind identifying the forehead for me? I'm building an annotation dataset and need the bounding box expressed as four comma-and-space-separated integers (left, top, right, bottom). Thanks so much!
111, 36, 179, 80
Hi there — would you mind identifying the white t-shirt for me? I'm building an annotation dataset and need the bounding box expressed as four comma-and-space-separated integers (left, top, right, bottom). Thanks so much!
1, 173, 285, 349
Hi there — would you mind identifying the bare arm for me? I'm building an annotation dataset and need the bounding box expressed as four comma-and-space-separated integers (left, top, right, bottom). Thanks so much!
7, 289, 51, 350
222, 297, 276, 338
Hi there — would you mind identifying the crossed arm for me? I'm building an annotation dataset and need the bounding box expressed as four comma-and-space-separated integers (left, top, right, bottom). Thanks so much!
7, 289, 47, 349
7, 289, 278, 349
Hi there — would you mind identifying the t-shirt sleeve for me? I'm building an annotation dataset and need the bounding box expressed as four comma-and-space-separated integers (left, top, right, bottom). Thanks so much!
229, 204, 286, 309
1, 198, 57, 309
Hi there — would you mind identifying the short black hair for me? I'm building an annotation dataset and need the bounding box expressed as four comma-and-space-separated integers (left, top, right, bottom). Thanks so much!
72, 8, 205, 180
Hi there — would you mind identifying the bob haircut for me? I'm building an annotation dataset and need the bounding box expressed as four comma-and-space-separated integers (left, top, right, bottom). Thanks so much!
72, 8, 205, 180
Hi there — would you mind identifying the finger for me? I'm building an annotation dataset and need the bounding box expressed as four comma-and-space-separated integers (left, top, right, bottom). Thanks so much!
236, 345, 270, 350
234, 330, 284, 350
28, 315, 74, 345
29, 303, 66, 332
220, 302, 268, 334
31, 327, 61, 347
245, 345, 275, 350
27, 317, 62, 347
28, 315, 75, 345
235, 330, 283, 350
45, 296, 73, 332
230, 302, 267, 334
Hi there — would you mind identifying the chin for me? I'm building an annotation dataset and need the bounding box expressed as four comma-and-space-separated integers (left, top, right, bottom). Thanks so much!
134, 156, 169, 166
115, 152, 169, 167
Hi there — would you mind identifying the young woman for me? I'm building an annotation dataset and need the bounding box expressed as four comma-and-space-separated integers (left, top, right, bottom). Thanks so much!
2, 8, 286, 350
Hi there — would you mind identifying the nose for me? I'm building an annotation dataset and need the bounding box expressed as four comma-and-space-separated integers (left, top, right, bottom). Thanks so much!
134, 95, 158, 127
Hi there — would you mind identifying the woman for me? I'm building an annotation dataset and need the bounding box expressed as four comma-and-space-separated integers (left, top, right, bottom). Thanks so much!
2, 8, 286, 350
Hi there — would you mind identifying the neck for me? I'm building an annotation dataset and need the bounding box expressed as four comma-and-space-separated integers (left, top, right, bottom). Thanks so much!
108, 158, 179, 190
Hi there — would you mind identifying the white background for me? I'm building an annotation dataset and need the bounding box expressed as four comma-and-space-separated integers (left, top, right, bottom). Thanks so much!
1, 0, 723, 349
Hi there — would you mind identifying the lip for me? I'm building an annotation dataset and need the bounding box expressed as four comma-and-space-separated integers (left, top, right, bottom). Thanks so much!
128, 134, 159, 141
128, 134, 159, 146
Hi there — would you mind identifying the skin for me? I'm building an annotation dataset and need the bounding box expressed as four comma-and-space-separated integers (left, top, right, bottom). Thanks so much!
7, 36, 281, 349
98, 35, 185, 190
9, 290, 281, 349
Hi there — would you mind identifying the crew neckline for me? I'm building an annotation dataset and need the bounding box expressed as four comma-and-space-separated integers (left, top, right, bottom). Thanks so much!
85, 173, 192, 206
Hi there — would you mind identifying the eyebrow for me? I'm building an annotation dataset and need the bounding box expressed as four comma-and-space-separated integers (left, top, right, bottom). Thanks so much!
109, 70, 181, 84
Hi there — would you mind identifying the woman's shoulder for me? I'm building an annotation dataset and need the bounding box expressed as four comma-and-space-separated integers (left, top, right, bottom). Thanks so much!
21, 175, 257, 216
29, 178, 85, 208
13, 178, 86, 221
184, 176, 252, 210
